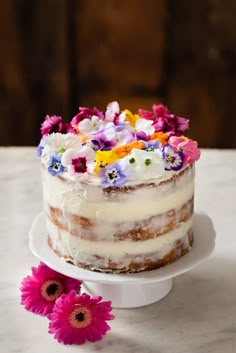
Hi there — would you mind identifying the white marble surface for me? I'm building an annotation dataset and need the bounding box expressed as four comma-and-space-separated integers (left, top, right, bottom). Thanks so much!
0, 147, 236, 353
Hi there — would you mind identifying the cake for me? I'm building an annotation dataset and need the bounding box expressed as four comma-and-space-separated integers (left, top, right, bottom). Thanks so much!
37, 101, 200, 273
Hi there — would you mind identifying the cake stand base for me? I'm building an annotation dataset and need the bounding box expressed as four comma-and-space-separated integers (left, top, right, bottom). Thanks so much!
82, 279, 173, 308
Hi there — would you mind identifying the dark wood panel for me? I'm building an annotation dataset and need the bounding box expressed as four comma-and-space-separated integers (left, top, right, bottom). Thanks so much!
0, 0, 236, 147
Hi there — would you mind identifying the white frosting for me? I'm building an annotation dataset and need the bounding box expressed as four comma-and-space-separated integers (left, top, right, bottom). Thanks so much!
42, 165, 194, 223
47, 217, 192, 269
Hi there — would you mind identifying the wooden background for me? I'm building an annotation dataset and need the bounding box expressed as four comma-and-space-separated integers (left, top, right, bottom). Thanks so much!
0, 0, 236, 147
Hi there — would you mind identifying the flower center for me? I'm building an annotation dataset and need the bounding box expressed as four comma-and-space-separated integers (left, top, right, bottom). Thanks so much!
69, 306, 92, 329
72, 157, 87, 173
40, 279, 63, 302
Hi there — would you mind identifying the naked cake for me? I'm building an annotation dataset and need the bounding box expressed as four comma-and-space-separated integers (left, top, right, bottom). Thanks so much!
37, 101, 201, 273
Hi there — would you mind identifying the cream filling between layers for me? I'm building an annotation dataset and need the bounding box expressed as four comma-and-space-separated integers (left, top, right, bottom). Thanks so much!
44, 177, 194, 223
47, 217, 192, 260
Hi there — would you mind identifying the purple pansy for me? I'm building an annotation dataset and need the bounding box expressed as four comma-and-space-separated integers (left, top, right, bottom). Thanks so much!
41, 115, 75, 137
136, 131, 150, 141
36, 139, 46, 157
144, 140, 160, 152
99, 162, 128, 188
162, 144, 184, 171
48, 153, 65, 176
90, 133, 116, 151
71, 107, 104, 126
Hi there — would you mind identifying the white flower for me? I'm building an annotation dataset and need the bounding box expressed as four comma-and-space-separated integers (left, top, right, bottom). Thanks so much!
135, 118, 155, 135
121, 148, 165, 180
41, 133, 81, 166
104, 101, 125, 123
61, 145, 96, 178
105, 101, 120, 122
78, 116, 104, 135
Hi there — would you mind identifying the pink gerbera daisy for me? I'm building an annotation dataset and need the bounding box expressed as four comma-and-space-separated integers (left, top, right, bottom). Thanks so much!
20, 262, 82, 317
48, 290, 114, 345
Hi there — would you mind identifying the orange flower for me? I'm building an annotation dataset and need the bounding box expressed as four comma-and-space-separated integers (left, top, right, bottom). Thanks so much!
149, 132, 168, 146
114, 141, 145, 158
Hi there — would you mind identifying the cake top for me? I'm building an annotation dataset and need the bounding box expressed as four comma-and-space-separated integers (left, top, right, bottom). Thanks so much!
37, 101, 200, 187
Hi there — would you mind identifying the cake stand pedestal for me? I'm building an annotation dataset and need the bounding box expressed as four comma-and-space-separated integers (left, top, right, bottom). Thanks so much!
29, 210, 215, 308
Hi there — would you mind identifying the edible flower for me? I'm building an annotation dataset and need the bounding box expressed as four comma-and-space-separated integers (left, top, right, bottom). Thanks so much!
94, 150, 119, 174
90, 132, 116, 151
104, 101, 125, 124
71, 106, 104, 127
48, 290, 114, 345
61, 146, 95, 178
162, 144, 184, 171
48, 152, 65, 176
149, 131, 169, 146
123, 109, 140, 127
41, 115, 75, 137
168, 136, 201, 164
77, 115, 104, 135
99, 162, 128, 187
20, 262, 82, 317
139, 104, 189, 135
114, 140, 145, 158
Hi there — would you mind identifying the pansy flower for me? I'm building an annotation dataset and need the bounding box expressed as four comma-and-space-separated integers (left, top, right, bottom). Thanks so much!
99, 162, 128, 187
94, 150, 119, 174
71, 106, 104, 127
90, 132, 116, 151
41, 115, 75, 137
135, 118, 155, 140
48, 290, 114, 345
77, 115, 105, 135
114, 140, 145, 158
115, 122, 135, 146
20, 262, 82, 317
168, 136, 201, 165
121, 148, 165, 180
144, 140, 160, 152
61, 145, 95, 178
48, 152, 65, 176
162, 144, 184, 171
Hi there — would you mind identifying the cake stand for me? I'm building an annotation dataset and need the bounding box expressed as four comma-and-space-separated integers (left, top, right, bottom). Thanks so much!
29, 210, 215, 308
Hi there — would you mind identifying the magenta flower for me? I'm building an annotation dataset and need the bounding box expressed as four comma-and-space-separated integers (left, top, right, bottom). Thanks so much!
169, 136, 201, 165
138, 104, 169, 121
48, 291, 114, 345
41, 115, 75, 137
20, 262, 82, 317
71, 107, 104, 126
138, 104, 189, 135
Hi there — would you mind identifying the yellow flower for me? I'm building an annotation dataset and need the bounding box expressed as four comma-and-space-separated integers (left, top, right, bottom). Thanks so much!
123, 109, 140, 128
149, 132, 169, 146
94, 150, 119, 174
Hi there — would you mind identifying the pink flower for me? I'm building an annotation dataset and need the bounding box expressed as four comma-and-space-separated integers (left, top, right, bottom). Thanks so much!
71, 107, 104, 126
48, 291, 114, 345
20, 262, 82, 317
41, 115, 75, 137
138, 104, 189, 135
138, 104, 169, 121
169, 136, 201, 165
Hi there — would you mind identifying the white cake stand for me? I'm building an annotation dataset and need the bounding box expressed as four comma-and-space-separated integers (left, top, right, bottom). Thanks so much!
29, 210, 215, 308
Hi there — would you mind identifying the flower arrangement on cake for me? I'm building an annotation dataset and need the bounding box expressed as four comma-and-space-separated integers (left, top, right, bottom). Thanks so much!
37, 101, 200, 187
